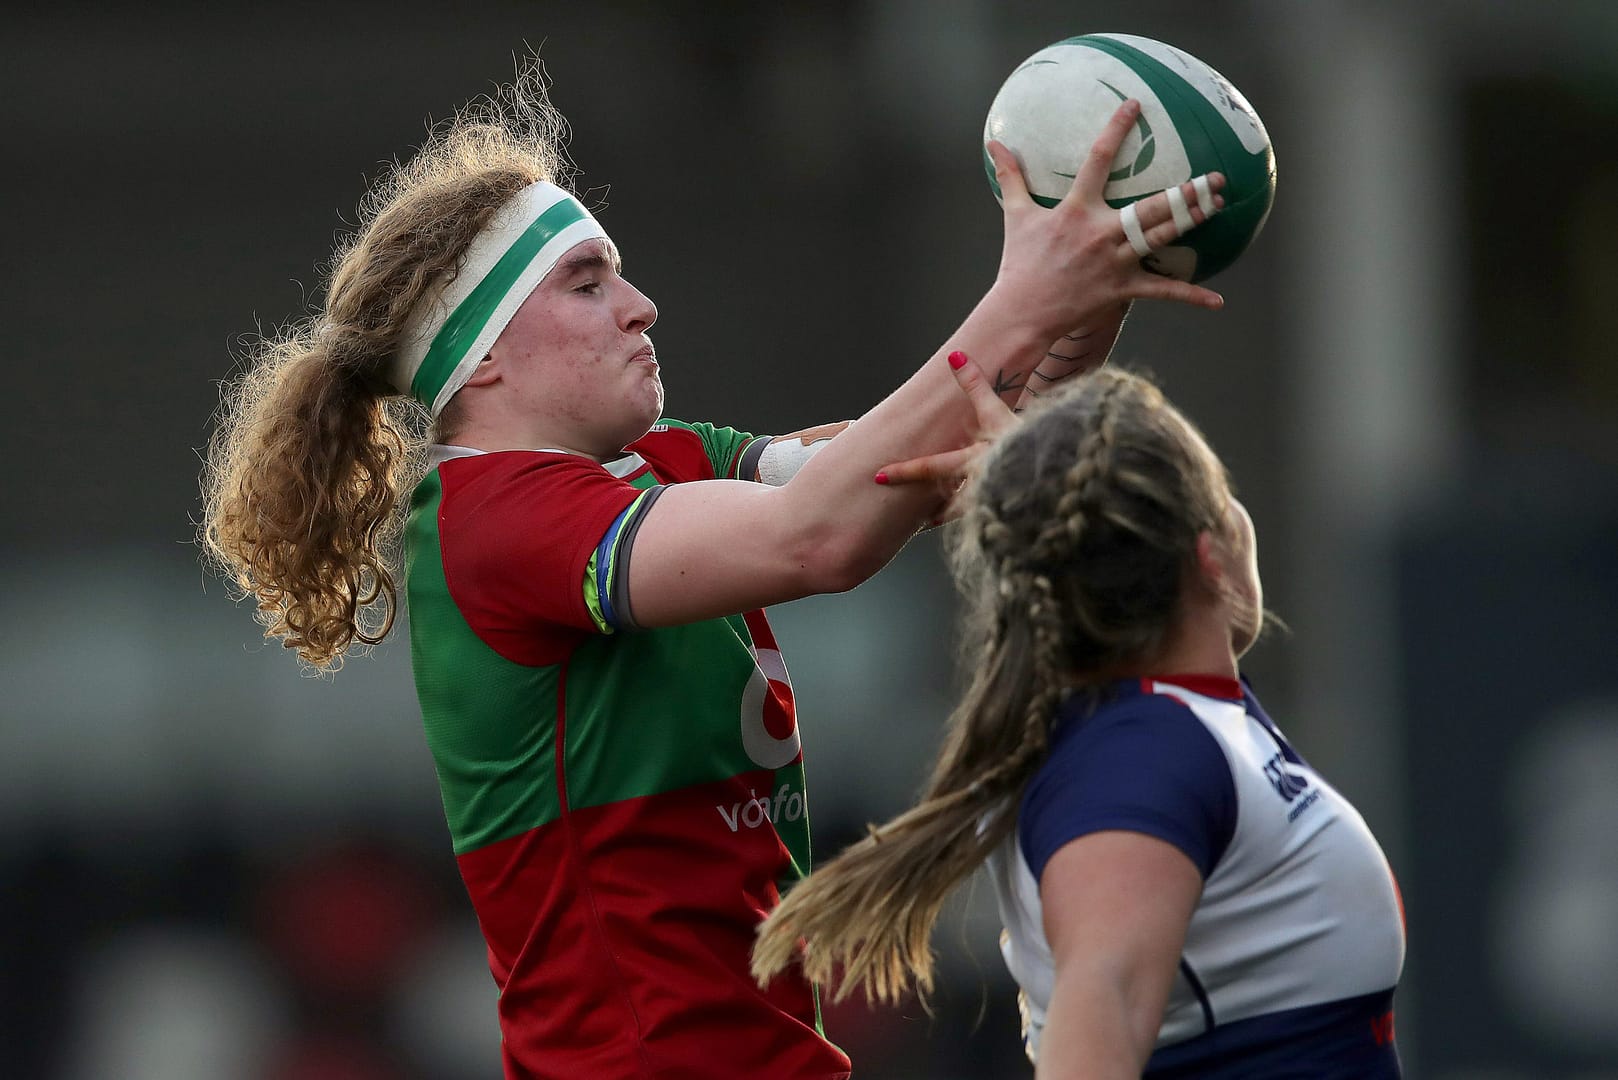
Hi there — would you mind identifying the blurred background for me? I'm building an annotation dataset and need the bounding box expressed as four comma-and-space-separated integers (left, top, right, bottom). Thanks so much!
4, 0, 1616, 1076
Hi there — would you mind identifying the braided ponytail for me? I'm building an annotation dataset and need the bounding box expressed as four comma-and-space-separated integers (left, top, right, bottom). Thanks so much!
749, 554, 1072, 1005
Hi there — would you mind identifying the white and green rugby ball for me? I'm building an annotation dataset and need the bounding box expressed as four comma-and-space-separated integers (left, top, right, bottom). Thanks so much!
984, 34, 1276, 283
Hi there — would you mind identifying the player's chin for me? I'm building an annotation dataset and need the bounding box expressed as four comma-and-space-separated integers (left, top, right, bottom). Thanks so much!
632, 380, 664, 431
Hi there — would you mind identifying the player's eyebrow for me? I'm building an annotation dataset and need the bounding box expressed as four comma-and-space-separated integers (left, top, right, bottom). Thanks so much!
553, 243, 622, 278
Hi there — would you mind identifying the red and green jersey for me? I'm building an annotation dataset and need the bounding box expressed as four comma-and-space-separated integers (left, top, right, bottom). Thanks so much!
403, 419, 850, 1079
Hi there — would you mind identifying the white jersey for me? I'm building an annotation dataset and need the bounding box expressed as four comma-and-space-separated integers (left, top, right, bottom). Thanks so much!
986, 675, 1405, 1078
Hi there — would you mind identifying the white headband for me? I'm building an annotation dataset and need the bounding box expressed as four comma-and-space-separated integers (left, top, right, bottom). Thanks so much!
392, 180, 609, 415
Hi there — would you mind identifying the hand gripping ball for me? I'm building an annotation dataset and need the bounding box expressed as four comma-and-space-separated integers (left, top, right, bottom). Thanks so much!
984, 33, 1276, 283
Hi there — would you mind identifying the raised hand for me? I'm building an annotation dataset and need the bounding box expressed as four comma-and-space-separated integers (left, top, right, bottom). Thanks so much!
876, 350, 1017, 524
985, 98, 1226, 348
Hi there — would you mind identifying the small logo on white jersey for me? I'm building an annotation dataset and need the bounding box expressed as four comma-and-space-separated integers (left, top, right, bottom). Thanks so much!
716, 783, 805, 833
1263, 752, 1310, 802
1285, 789, 1322, 823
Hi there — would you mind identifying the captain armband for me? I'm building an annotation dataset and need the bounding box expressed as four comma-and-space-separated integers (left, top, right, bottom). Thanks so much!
584, 487, 665, 633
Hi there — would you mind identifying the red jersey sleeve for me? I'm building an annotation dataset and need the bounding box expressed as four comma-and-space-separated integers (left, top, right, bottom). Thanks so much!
434, 452, 642, 665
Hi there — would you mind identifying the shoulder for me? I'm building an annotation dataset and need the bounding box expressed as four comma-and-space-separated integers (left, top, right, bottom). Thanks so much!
415, 452, 648, 651
436, 449, 634, 503
628, 422, 714, 481
1020, 683, 1239, 881
1042, 684, 1230, 768
433, 450, 643, 563
631, 419, 764, 481
410, 451, 596, 530
437, 447, 604, 486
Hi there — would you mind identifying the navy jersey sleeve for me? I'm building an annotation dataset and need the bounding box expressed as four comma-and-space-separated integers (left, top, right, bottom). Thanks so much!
1019, 696, 1238, 881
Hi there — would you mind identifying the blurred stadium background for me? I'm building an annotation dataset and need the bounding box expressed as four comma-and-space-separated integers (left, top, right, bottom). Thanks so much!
4, 1, 1617, 1076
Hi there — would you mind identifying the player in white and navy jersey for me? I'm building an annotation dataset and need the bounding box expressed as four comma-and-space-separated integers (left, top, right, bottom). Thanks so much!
990, 673, 1404, 1076
756, 363, 1406, 1077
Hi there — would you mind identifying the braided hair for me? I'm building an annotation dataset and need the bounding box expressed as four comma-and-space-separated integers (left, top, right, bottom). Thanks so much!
752, 368, 1233, 1004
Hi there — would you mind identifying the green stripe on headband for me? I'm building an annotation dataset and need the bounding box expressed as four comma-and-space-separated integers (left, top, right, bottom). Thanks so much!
410, 196, 590, 408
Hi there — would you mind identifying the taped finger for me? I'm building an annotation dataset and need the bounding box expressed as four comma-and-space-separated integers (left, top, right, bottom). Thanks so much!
1166, 185, 1196, 235
1193, 175, 1217, 217
1119, 202, 1152, 257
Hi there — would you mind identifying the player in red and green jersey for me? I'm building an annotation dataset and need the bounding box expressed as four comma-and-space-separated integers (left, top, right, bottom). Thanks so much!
406, 421, 838, 1076
201, 63, 1228, 1079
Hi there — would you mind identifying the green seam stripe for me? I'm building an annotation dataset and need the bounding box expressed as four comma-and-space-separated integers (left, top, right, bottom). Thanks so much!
1061, 36, 1271, 205
1063, 35, 1275, 280
411, 196, 589, 406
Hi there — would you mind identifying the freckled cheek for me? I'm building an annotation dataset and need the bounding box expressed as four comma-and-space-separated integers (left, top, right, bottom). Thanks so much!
542, 346, 616, 426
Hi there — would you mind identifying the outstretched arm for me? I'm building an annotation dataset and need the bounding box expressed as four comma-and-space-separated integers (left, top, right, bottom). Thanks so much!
628, 101, 1225, 627
769, 300, 1126, 498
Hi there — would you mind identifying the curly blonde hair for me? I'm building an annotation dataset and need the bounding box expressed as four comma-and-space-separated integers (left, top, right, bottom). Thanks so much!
201, 60, 571, 669
752, 368, 1236, 1005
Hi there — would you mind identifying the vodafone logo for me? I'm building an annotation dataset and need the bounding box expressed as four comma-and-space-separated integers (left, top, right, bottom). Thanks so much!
740, 645, 801, 769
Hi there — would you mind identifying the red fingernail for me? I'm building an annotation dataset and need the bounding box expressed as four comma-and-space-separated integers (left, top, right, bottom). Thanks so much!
947, 351, 968, 370
874, 471, 890, 485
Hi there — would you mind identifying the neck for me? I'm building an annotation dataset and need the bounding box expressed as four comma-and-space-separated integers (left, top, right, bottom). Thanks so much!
1132, 593, 1239, 682
448, 404, 613, 461
455, 428, 607, 461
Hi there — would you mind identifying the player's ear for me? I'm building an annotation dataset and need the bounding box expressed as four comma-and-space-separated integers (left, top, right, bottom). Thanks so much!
1193, 530, 1226, 594
462, 353, 499, 388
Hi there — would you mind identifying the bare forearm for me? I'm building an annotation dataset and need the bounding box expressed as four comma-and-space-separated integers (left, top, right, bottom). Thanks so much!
629, 294, 1121, 625
1015, 300, 1131, 414
1036, 976, 1155, 1080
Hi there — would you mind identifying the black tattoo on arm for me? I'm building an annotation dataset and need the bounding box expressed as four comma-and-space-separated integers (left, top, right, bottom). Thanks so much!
992, 370, 1026, 396
1045, 347, 1092, 363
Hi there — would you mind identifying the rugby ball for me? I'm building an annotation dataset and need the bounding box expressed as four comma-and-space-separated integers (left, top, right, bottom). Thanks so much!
984, 34, 1276, 282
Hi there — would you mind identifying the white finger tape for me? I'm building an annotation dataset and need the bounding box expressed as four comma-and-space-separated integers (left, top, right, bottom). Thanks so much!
1120, 202, 1152, 257
1166, 185, 1196, 235
1193, 175, 1217, 217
